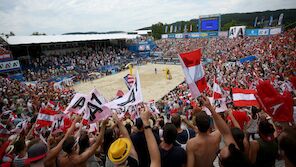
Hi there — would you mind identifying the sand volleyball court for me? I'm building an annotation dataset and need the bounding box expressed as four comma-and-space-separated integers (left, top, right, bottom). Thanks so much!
73, 63, 185, 101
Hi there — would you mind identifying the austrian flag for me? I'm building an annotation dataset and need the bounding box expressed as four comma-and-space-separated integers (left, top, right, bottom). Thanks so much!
36, 108, 58, 127
232, 88, 259, 107
179, 49, 208, 98
213, 77, 223, 99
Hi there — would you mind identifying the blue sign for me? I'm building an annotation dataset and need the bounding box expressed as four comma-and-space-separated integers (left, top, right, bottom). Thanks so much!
245, 29, 259, 36
239, 55, 257, 63
201, 19, 219, 31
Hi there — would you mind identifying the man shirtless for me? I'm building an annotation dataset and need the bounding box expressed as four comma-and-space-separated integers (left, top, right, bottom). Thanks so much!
58, 119, 107, 167
186, 111, 221, 167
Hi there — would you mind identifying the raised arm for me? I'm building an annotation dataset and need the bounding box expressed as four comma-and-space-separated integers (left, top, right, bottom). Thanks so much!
141, 108, 161, 167
227, 110, 241, 130
45, 115, 80, 161
200, 95, 237, 147
180, 115, 198, 133
112, 113, 138, 160
75, 119, 108, 163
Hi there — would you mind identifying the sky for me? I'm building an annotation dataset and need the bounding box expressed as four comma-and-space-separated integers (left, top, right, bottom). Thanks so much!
0, 0, 295, 35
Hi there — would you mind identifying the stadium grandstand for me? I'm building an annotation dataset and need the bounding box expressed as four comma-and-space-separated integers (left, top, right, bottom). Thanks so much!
0, 1, 295, 167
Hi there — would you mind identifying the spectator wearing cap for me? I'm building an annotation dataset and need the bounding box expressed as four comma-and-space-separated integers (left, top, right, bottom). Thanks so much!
27, 142, 48, 167
108, 113, 138, 166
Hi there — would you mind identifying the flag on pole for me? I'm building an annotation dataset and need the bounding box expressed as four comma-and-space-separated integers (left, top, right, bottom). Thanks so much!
123, 74, 135, 90
178, 49, 207, 98
213, 77, 223, 99
256, 80, 293, 122
105, 71, 143, 109
170, 25, 173, 33
278, 13, 284, 26
232, 88, 258, 107
165, 25, 168, 33
254, 17, 258, 27
184, 24, 187, 32
269, 16, 273, 26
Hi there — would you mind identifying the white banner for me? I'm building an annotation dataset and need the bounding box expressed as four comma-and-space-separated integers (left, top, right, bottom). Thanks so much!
269, 28, 281, 35
0, 60, 20, 72
161, 34, 168, 39
229, 26, 246, 38
175, 33, 183, 39
105, 71, 143, 109
203, 97, 228, 115
84, 89, 110, 123
64, 93, 89, 115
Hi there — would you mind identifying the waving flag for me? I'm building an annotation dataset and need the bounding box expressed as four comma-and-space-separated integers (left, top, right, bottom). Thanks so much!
123, 74, 135, 90
36, 108, 58, 127
105, 71, 143, 109
232, 88, 258, 107
178, 49, 207, 98
256, 80, 293, 122
213, 77, 223, 99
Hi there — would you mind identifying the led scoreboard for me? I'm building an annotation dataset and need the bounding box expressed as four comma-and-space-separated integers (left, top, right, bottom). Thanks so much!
199, 14, 221, 32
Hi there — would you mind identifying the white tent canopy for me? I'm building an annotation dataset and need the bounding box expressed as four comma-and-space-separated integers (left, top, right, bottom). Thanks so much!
4, 33, 140, 45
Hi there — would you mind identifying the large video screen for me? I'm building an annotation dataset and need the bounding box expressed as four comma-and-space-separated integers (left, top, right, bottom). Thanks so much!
200, 18, 219, 31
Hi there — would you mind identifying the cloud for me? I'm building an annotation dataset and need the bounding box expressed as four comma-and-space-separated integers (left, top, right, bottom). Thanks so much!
0, 0, 295, 35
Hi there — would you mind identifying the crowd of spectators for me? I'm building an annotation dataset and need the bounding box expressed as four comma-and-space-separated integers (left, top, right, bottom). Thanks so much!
23, 46, 136, 82
156, 28, 296, 92
0, 28, 295, 167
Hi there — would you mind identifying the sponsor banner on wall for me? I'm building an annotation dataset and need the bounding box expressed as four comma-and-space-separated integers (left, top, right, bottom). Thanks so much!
0, 60, 21, 72
175, 33, 183, 39
168, 34, 175, 38
207, 31, 218, 37
269, 27, 282, 35
258, 29, 269, 36
161, 34, 168, 39
189, 32, 200, 38
245, 29, 259, 36
200, 32, 209, 38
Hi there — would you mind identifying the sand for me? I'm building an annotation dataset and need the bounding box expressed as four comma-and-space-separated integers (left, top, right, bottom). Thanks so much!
73, 63, 185, 101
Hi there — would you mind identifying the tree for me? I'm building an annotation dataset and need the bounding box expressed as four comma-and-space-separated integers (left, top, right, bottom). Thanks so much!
221, 20, 237, 31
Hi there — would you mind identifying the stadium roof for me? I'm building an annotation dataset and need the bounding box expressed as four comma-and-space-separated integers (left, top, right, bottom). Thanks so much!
2, 33, 140, 45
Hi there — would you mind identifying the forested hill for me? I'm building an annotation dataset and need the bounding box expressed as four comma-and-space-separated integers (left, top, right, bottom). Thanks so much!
139, 9, 296, 39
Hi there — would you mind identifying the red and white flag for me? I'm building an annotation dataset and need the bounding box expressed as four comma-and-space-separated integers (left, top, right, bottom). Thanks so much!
178, 49, 208, 98
232, 88, 259, 107
36, 108, 58, 127
256, 80, 293, 122
213, 77, 222, 100
123, 74, 135, 90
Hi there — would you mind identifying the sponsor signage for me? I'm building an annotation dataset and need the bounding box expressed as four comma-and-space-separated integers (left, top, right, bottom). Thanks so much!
258, 29, 269, 36
0, 60, 21, 72
245, 29, 259, 36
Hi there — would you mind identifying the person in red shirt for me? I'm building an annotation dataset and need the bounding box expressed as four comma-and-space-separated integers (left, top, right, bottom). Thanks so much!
226, 108, 250, 130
